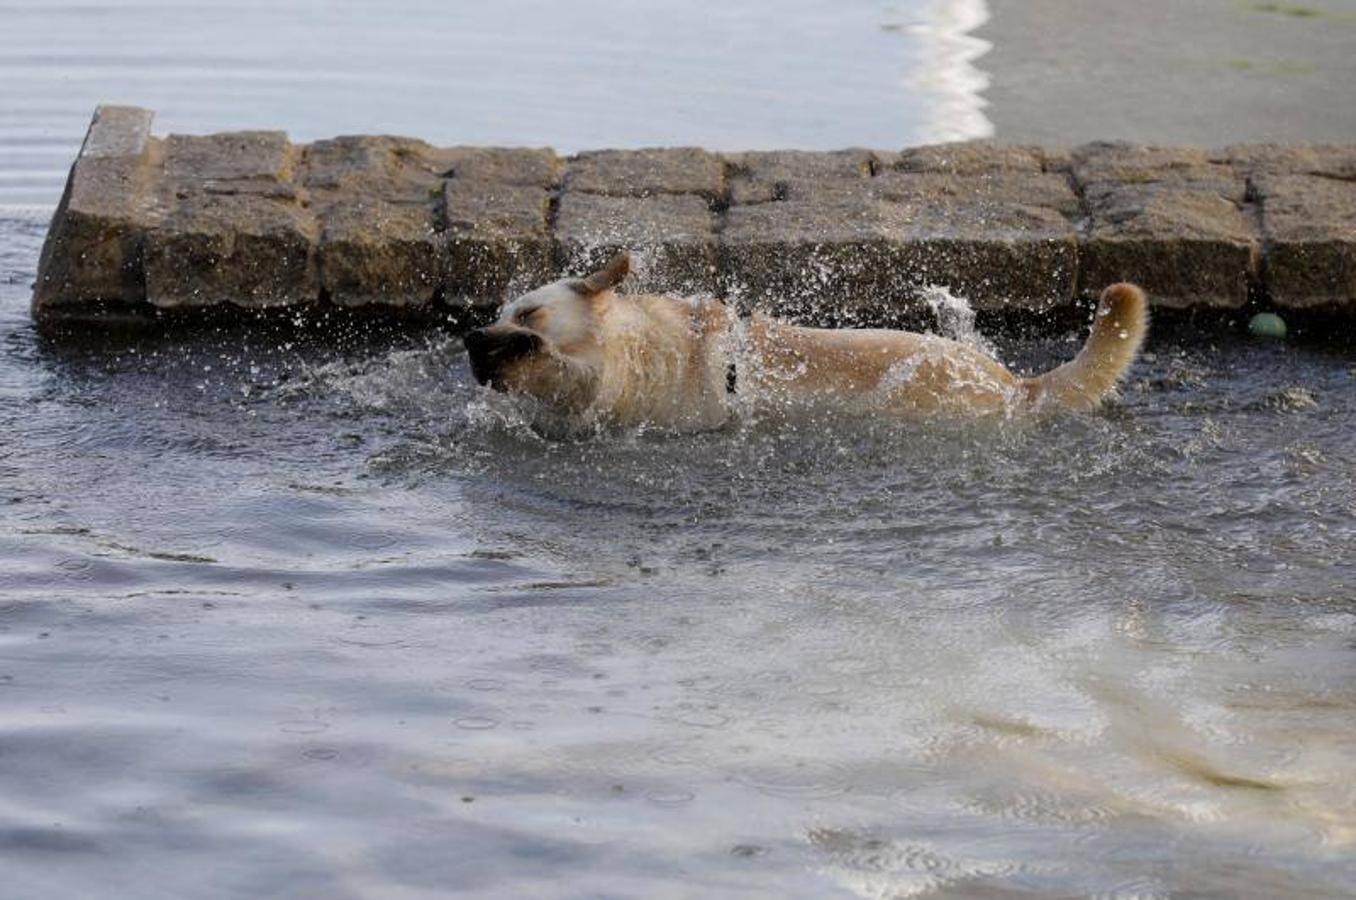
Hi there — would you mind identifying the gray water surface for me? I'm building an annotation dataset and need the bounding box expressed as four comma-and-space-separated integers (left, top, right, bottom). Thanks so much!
0, 0, 989, 212
3, 212, 1355, 896
3, 2, 1356, 897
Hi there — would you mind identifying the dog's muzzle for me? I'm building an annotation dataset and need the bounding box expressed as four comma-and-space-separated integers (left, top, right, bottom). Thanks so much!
464, 328, 542, 388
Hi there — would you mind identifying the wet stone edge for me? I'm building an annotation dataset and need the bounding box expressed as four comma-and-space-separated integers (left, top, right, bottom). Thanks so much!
30, 106, 1356, 335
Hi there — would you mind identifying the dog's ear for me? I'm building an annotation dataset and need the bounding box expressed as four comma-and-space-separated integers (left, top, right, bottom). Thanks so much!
578, 251, 631, 296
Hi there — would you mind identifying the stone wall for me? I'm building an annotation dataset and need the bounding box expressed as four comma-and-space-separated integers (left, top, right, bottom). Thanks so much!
31, 106, 1356, 326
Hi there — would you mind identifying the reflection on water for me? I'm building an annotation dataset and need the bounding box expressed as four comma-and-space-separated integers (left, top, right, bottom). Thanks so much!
2, 211, 1355, 895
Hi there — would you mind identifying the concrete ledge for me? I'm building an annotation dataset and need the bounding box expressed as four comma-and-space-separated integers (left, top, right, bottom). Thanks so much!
32, 106, 1356, 327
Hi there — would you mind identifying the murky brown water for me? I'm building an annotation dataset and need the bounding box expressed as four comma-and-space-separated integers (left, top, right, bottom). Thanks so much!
3, 2, 1356, 897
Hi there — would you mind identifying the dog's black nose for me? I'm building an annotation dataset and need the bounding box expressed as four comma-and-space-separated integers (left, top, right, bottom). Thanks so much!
464, 328, 542, 387
463, 327, 493, 361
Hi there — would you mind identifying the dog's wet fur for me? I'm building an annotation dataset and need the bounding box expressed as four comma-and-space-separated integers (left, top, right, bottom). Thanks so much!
464, 251, 1148, 433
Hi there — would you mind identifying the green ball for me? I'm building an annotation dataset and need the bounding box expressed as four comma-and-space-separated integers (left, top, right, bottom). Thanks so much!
1249, 312, 1287, 339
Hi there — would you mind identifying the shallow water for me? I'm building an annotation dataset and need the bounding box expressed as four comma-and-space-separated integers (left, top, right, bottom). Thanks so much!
4, 2, 1356, 896
4, 209, 1356, 895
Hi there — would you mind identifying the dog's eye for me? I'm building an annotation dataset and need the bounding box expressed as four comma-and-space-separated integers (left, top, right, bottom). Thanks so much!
514, 307, 537, 326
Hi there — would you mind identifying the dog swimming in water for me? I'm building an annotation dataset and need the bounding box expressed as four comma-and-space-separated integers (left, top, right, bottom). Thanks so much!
463, 251, 1147, 433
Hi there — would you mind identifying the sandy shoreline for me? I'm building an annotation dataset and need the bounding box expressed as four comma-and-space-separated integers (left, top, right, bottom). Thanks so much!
976, 0, 1356, 144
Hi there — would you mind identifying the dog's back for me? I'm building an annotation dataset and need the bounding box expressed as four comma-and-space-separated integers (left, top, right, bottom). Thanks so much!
744, 284, 1148, 418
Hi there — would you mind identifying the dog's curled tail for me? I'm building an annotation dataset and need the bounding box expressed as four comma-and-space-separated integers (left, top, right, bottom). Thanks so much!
1025, 283, 1148, 412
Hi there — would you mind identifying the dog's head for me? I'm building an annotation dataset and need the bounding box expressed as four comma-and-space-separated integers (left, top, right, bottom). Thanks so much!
463, 251, 631, 411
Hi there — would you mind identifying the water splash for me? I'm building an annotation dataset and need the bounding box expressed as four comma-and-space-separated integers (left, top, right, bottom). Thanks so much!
920, 283, 997, 356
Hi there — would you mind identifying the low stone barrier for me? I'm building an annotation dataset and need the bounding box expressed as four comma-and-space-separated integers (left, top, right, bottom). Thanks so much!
31, 106, 1356, 327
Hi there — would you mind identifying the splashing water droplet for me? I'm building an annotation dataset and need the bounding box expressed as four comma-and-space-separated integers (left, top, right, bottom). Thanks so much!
919, 285, 996, 356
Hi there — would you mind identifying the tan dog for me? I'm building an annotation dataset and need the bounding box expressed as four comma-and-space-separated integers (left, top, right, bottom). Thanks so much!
463, 252, 1148, 432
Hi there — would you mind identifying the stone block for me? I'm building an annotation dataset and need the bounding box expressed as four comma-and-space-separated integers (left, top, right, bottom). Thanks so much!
1078, 182, 1258, 308
1073, 142, 1243, 199
872, 172, 1080, 310
872, 171, 1081, 216
302, 135, 445, 204
719, 191, 914, 319
31, 112, 1356, 325
80, 105, 154, 158
441, 179, 554, 301
33, 105, 157, 318
725, 149, 875, 205
440, 147, 560, 187
721, 171, 1080, 316
893, 141, 1047, 175
555, 192, 717, 293
1255, 174, 1356, 309
161, 131, 295, 185
1073, 143, 1257, 307
144, 193, 318, 308
1212, 143, 1356, 181
319, 200, 441, 308
565, 148, 725, 201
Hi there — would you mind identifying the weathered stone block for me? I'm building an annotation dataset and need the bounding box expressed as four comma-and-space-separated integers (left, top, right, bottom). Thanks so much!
441, 179, 553, 301
319, 200, 441, 308
1212, 143, 1356, 181
1255, 174, 1356, 309
1073, 143, 1257, 308
719, 189, 914, 319
1078, 182, 1258, 308
555, 192, 717, 293
872, 171, 1080, 216
302, 135, 445, 203
565, 148, 725, 200
440, 147, 560, 188
725, 149, 875, 205
144, 193, 318, 308
893, 141, 1047, 175
31, 108, 1356, 325
161, 131, 295, 184
80, 105, 154, 158
721, 171, 1080, 316
871, 172, 1080, 310
1073, 142, 1243, 198
33, 106, 156, 318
